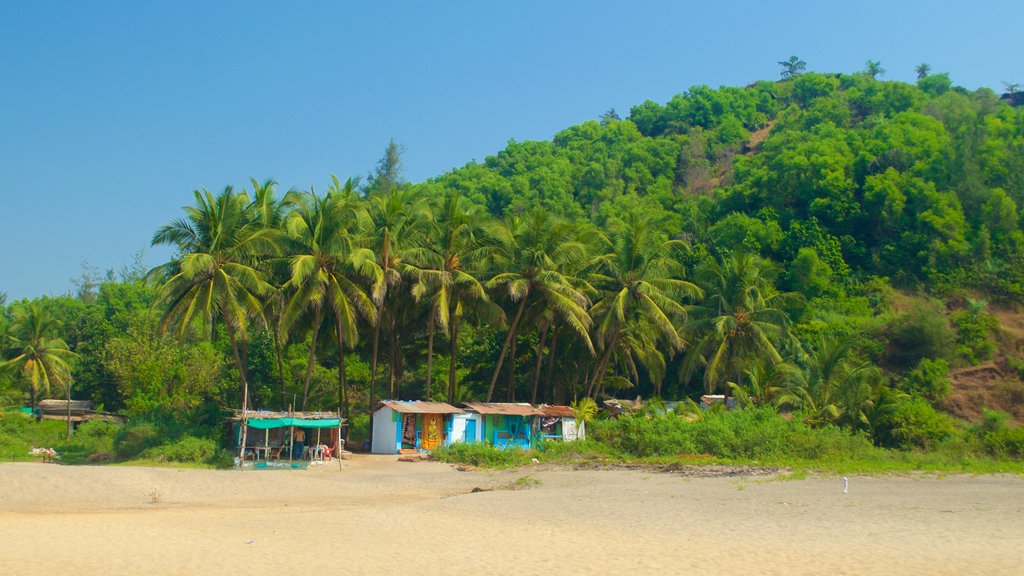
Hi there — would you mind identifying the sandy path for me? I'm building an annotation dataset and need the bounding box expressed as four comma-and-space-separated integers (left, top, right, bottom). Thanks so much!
1, 457, 1023, 575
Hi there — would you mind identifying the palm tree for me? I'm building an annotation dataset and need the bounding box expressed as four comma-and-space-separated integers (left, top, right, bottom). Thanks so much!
407, 192, 500, 402
364, 186, 427, 402
246, 178, 291, 409
728, 359, 797, 408
864, 60, 885, 79
280, 186, 378, 412
484, 209, 594, 402
2, 302, 75, 435
777, 337, 876, 426
585, 213, 701, 398
915, 63, 931, 80
149, 186, 277, 460
683, 252, 798, 395
778, 55, 806, 79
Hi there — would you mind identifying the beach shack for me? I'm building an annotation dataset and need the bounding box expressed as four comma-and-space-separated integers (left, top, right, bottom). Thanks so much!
371, 401, 464, 454
36, 399, 124, 426
234, 411, 344, 464
536, 405, 585, 442
457, 402, 543, 449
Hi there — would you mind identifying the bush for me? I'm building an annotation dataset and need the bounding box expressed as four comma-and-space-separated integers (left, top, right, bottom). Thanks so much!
432, 442, 532, 468
976, 410, 1024, 459
884, 300, 955, 370
347, 413, 370, 444
0, 412, 67, 461
901, 358, 951, 402
877, 398, 959, 450
587, 407, 876, 461
114, 422, 160, 459
950, 307, 998, 365
56, 419, 119, 463
142, 435, 232, 467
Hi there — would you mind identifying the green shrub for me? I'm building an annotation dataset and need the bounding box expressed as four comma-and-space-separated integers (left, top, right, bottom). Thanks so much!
347, 413, 370, 444
432, 442, 532, 468
884, 300, 955, 370
877, 398, 959, 450
950, 307, 998, 365
56, 419, 119, 463
114, 422, 160, 459
976, 410, 1024, 458
587, 407, 875, 461
901, 358, 951, 402
142, 435, 231, 467
0, 412, 67, 461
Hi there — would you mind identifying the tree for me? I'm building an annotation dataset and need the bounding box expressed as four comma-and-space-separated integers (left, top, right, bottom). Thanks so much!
2, 302, 76, 434
280, 186, 377, 413
366, 138, 406, 195
1004, 82, 1021, 95
864, 60, 885, 79
778, 56, 806, 79
585, 212, 701, 398
408, 192, 499, 402
149, 186, 277, 461
484, 209, 594, 402
364, 185, 428, 402
684, 252, 798, 394
915, 63, 931, 80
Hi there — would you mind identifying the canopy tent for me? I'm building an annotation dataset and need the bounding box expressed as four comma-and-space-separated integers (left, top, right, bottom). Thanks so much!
247, 417, 341, 429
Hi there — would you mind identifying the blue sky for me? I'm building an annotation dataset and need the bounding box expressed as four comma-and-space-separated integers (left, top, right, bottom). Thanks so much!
2, 1, 1022, 300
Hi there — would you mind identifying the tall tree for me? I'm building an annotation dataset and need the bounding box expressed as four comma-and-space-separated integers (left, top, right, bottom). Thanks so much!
778, 55, 806, 79
408, 192, 500, 402
915, 63, 931, 80
585, 213, 701, 398
2, 302, 76, 430
149, 187, 277, 459
864, 60, 886, 79
280, 186, 378, 412
683, 252, 798, 394
484, 209, 594, 402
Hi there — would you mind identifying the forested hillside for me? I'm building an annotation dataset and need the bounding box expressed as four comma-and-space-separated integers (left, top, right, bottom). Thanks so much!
4, 62, 1024, 458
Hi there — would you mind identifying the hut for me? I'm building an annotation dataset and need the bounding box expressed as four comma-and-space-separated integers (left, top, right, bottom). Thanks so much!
371, 401, 464, 454
36, 399, 124, 425
233, 411, 344, 463
457, 402, 543, 449
536, 405, 585, 442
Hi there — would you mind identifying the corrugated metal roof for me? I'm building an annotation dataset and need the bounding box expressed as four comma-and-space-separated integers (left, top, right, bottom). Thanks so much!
459, 402, 543, 416
538, 405, 574, 418
374, 401, 464, 414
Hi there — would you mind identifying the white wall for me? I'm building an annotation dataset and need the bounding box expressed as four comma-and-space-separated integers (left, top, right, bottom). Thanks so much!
371, 408, 399, 454
563, 418, 585, 441
450, 414, 468, 443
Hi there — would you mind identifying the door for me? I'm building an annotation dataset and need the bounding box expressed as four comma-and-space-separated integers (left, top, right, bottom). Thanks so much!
420, 413, 444, 451
465, 419, 477, 443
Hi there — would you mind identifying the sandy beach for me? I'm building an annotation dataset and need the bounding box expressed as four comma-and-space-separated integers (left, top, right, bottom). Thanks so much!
1, 457, 1022, 575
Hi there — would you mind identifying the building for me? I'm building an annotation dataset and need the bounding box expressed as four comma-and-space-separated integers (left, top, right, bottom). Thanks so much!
371, 401, 464, 454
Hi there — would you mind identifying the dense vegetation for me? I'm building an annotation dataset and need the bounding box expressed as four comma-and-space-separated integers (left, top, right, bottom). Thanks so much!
3, 60, 1024, 466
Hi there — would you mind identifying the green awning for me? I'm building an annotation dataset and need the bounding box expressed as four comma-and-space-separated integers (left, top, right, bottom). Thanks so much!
246, 417, 341, 429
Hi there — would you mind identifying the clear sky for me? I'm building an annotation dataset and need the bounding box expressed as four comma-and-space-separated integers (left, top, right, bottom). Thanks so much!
2, 1, 1022, 301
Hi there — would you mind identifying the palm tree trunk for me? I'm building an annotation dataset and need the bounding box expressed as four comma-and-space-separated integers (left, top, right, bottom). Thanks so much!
336, 321, 347, 420
227, 325, 250, 467
530, 325, 549, 404
486, 298, 528, 402
65, 381, 72, 440
507, 336, 517, 401
447, 320, 460, 403
274, 330, 287, 410
545, 324, 559, 403
29, 385, 37, 420
586, 332, 619, 398
388, 321, 398, 398
301, 307, 322, 411
425, 313, 435, 400
369, 310, 381, 408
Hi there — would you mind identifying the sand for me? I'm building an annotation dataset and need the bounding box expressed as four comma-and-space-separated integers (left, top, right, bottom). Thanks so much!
1, 457, 1023, 575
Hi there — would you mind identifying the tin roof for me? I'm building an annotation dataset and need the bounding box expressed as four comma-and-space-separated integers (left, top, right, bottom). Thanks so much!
459, 402, 544, 416
374, 401, 464, 414
538, 405, 575, 418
